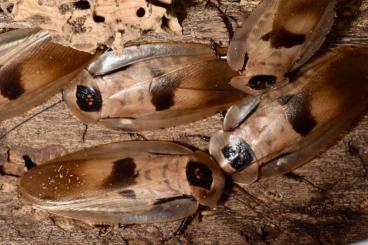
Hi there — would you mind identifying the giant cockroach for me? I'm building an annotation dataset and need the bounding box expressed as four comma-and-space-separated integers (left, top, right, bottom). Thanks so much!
210, 46, 368, 185
227, 0, 336, 95
63, 43, 245, 131
18, 141, 225, 225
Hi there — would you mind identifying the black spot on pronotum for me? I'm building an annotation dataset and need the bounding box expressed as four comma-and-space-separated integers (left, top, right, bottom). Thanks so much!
103, 158, 137, 188
136, 7, 145, 17
22, 155, 37, 170
221, 138, 253, 171
150, 86, 175, 111
73, 0, 91, 9
248, 75, 276, 90
270, 27, 306, 48
119, 189, 136, 199
186, 161, 213, 191
0, 66, 24, 100
76, 85, 102, 112
285, 92, 317, 136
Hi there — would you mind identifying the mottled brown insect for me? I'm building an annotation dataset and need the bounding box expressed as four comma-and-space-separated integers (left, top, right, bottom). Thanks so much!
227, 0, 336, 94
210, 46, 368, 185
63, 43, 244, 131
0, 28, 93, 122
18, 141, 225, 225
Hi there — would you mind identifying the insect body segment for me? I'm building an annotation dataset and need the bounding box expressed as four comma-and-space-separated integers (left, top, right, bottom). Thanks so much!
0, 28, 94, 122
18, 141, 225, 225
210, 46, 368, 185
63, 43, 244, 131
227, 0, 336, 94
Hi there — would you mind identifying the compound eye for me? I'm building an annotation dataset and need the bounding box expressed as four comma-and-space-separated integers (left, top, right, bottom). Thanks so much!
221, 138, 254, 171
76, 85, 102, 112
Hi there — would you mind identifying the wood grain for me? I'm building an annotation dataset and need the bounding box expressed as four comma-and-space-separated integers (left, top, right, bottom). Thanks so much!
0, 0, 367, 244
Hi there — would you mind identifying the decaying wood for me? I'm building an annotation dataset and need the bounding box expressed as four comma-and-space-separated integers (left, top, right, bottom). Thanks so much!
0, 0, 368, 244
0, 0, 181, 53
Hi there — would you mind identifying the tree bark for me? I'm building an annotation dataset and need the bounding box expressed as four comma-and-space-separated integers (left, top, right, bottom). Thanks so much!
0, 0, 368, 244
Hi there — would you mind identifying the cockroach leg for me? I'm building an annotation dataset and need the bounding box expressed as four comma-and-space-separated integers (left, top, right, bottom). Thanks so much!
205, 0, 234, 39
81, 124, 88, 143
173, 214, 196, 237
161, 213, 197, 244
284, 172, 325, 192
0, 99, 62, 140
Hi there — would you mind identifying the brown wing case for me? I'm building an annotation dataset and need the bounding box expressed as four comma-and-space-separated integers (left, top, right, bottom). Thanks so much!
18, 141, 225, 225
0, 29, 93, 122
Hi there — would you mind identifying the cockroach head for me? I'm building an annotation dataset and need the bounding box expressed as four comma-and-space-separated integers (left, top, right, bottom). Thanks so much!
186, 151, 225, 208
63, 70, 102, 124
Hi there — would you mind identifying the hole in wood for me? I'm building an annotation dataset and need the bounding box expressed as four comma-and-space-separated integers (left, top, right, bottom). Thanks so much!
136, 7, 146, 17
93, 12, 105, 23
73, 0, 91, 10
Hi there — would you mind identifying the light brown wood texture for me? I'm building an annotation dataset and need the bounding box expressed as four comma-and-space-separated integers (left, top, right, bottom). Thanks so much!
0, 0, 368, 244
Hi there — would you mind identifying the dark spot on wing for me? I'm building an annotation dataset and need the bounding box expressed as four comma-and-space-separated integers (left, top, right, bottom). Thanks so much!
277, 95, 294, 105
103, 158, 138, 188
248, 75, 276, 90
186, 161, 213, 191
119, 189, 136, 199
221, 137, 254, 171
285, 92, 317, 136
0, 65, 24, 100
150, 86, 175, 111
270, 27, 306, 48
76, 85, 102, 112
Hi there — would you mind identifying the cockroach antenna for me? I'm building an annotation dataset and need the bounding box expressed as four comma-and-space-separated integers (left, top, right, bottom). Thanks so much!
0, 99, 62, 140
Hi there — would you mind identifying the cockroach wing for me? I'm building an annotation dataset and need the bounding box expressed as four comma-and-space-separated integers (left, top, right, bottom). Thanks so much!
88, 43, 217, 76
227, 0, 336, 94
18, 141, 199, 225
0, 28, 93, 122
98, 58, 244, 130
259, 46, 368, 178
223, 96, 261, 131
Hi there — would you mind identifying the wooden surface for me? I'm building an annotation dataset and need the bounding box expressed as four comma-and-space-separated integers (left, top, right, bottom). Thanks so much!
0, 0, 368, 244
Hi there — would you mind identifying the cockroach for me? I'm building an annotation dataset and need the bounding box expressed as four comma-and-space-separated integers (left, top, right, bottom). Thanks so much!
210, 46, 368, 185
0, 28, 94, 122
18, 141, 225, 225
63, 43, 245, 131
227, 0, 336, 95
